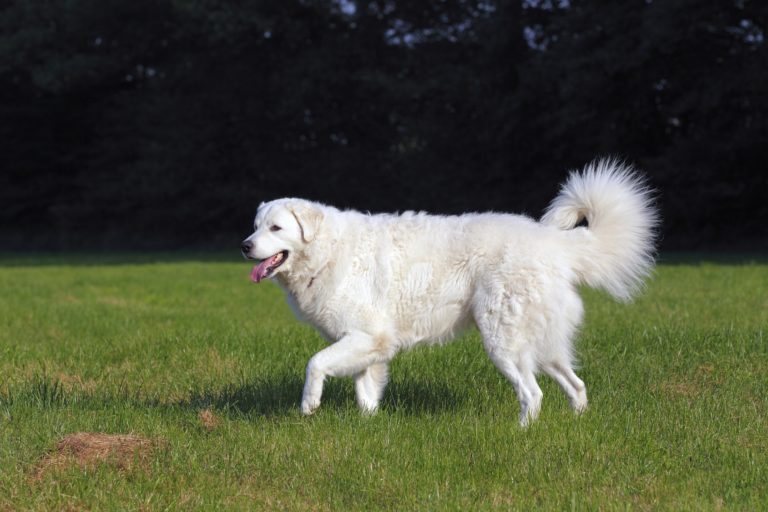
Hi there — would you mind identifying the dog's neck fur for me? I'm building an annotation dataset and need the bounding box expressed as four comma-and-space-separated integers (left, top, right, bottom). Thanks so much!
275, 252, 331, 293
273, 210, 342, 310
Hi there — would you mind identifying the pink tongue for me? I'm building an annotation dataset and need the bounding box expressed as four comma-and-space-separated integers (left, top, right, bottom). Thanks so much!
250, 254, 279, 283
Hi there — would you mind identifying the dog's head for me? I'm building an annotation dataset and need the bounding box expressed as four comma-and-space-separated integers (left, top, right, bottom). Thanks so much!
241, 199, 324, 283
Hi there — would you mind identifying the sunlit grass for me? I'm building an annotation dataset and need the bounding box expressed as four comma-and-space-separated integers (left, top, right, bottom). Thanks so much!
0, 253, 766, 510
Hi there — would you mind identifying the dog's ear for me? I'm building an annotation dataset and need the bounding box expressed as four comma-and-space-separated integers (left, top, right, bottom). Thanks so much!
287, 201, 323, 243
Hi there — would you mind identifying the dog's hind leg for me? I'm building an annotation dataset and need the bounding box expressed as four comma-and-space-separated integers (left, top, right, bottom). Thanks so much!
301, 330, 389, 416
521, 359, 543, 423
487, 348, 543, 427
541, 288, 588, 414
543, 362, 587, 413
354, 362, 390, 414
475, 312, 543, 426
474, 284, 548, 426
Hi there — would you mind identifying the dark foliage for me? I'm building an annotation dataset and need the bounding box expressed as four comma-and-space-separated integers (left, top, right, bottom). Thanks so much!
1, 0, 766, 250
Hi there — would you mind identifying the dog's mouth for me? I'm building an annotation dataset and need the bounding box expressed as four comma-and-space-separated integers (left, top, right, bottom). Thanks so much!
250, 250, 289, 283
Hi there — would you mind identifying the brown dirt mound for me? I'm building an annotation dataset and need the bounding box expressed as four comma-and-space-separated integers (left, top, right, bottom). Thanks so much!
31, 432, 161, 481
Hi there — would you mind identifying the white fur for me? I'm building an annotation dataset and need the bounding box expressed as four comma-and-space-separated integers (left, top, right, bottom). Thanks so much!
242, 159, 657, 425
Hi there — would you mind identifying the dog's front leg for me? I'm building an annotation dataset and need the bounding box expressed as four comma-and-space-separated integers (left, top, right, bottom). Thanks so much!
301, 330, 384, 416
354, 362, 390, 414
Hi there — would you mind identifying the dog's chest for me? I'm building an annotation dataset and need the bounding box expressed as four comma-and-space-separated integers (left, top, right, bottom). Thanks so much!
282, 283, 351, 341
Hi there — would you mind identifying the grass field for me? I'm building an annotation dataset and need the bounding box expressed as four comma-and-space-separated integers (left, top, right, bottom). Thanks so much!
0, 253, 766, 510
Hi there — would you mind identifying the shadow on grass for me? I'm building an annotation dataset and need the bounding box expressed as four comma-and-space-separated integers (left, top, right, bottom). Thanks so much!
177, 373, 467, 417
3, 372, 468, 419
180, 373, 304, 417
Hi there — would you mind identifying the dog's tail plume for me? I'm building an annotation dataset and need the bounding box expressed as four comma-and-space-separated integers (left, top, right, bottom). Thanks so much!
541, 159, 659, 302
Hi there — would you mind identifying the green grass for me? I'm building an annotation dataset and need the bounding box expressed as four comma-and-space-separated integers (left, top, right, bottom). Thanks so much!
0, 253, 766, 510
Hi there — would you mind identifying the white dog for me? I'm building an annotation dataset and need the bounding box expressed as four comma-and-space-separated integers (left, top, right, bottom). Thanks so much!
241, 159, 657, 425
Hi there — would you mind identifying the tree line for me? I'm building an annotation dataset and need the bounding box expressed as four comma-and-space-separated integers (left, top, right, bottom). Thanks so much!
1, 0, 766, 250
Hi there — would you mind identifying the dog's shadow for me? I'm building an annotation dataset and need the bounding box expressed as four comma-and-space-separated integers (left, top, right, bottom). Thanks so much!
182, 372, 466, 417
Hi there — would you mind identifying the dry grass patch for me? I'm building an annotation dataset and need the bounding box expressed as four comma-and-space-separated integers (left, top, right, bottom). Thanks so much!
198, 408, 221, 431
660, 380, 702, 399
55, 372, 98, 394
658, 364, 724, 399
31, 432, 163, 482
228, 474, 330, 512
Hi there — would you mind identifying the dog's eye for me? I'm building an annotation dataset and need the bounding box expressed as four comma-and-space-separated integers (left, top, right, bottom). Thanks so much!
270, 225, 282, 232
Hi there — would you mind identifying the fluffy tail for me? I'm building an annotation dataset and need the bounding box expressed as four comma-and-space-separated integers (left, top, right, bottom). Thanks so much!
541, 159, 659, 302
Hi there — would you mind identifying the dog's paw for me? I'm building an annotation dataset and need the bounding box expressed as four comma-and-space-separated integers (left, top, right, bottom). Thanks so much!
519, 409, 540, 428
359, 403, 380, 417
572, 390, 588, 414
301, 399, 320, 416
355, 394, 380, 416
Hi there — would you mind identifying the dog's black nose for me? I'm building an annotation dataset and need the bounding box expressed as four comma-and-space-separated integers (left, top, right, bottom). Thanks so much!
241, 240, 253, 255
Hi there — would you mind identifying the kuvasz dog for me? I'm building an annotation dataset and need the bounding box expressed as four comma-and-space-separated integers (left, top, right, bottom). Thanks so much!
241, 159, 657, 425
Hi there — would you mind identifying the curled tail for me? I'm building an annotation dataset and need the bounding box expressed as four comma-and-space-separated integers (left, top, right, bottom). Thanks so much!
541, 159, 659, 302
